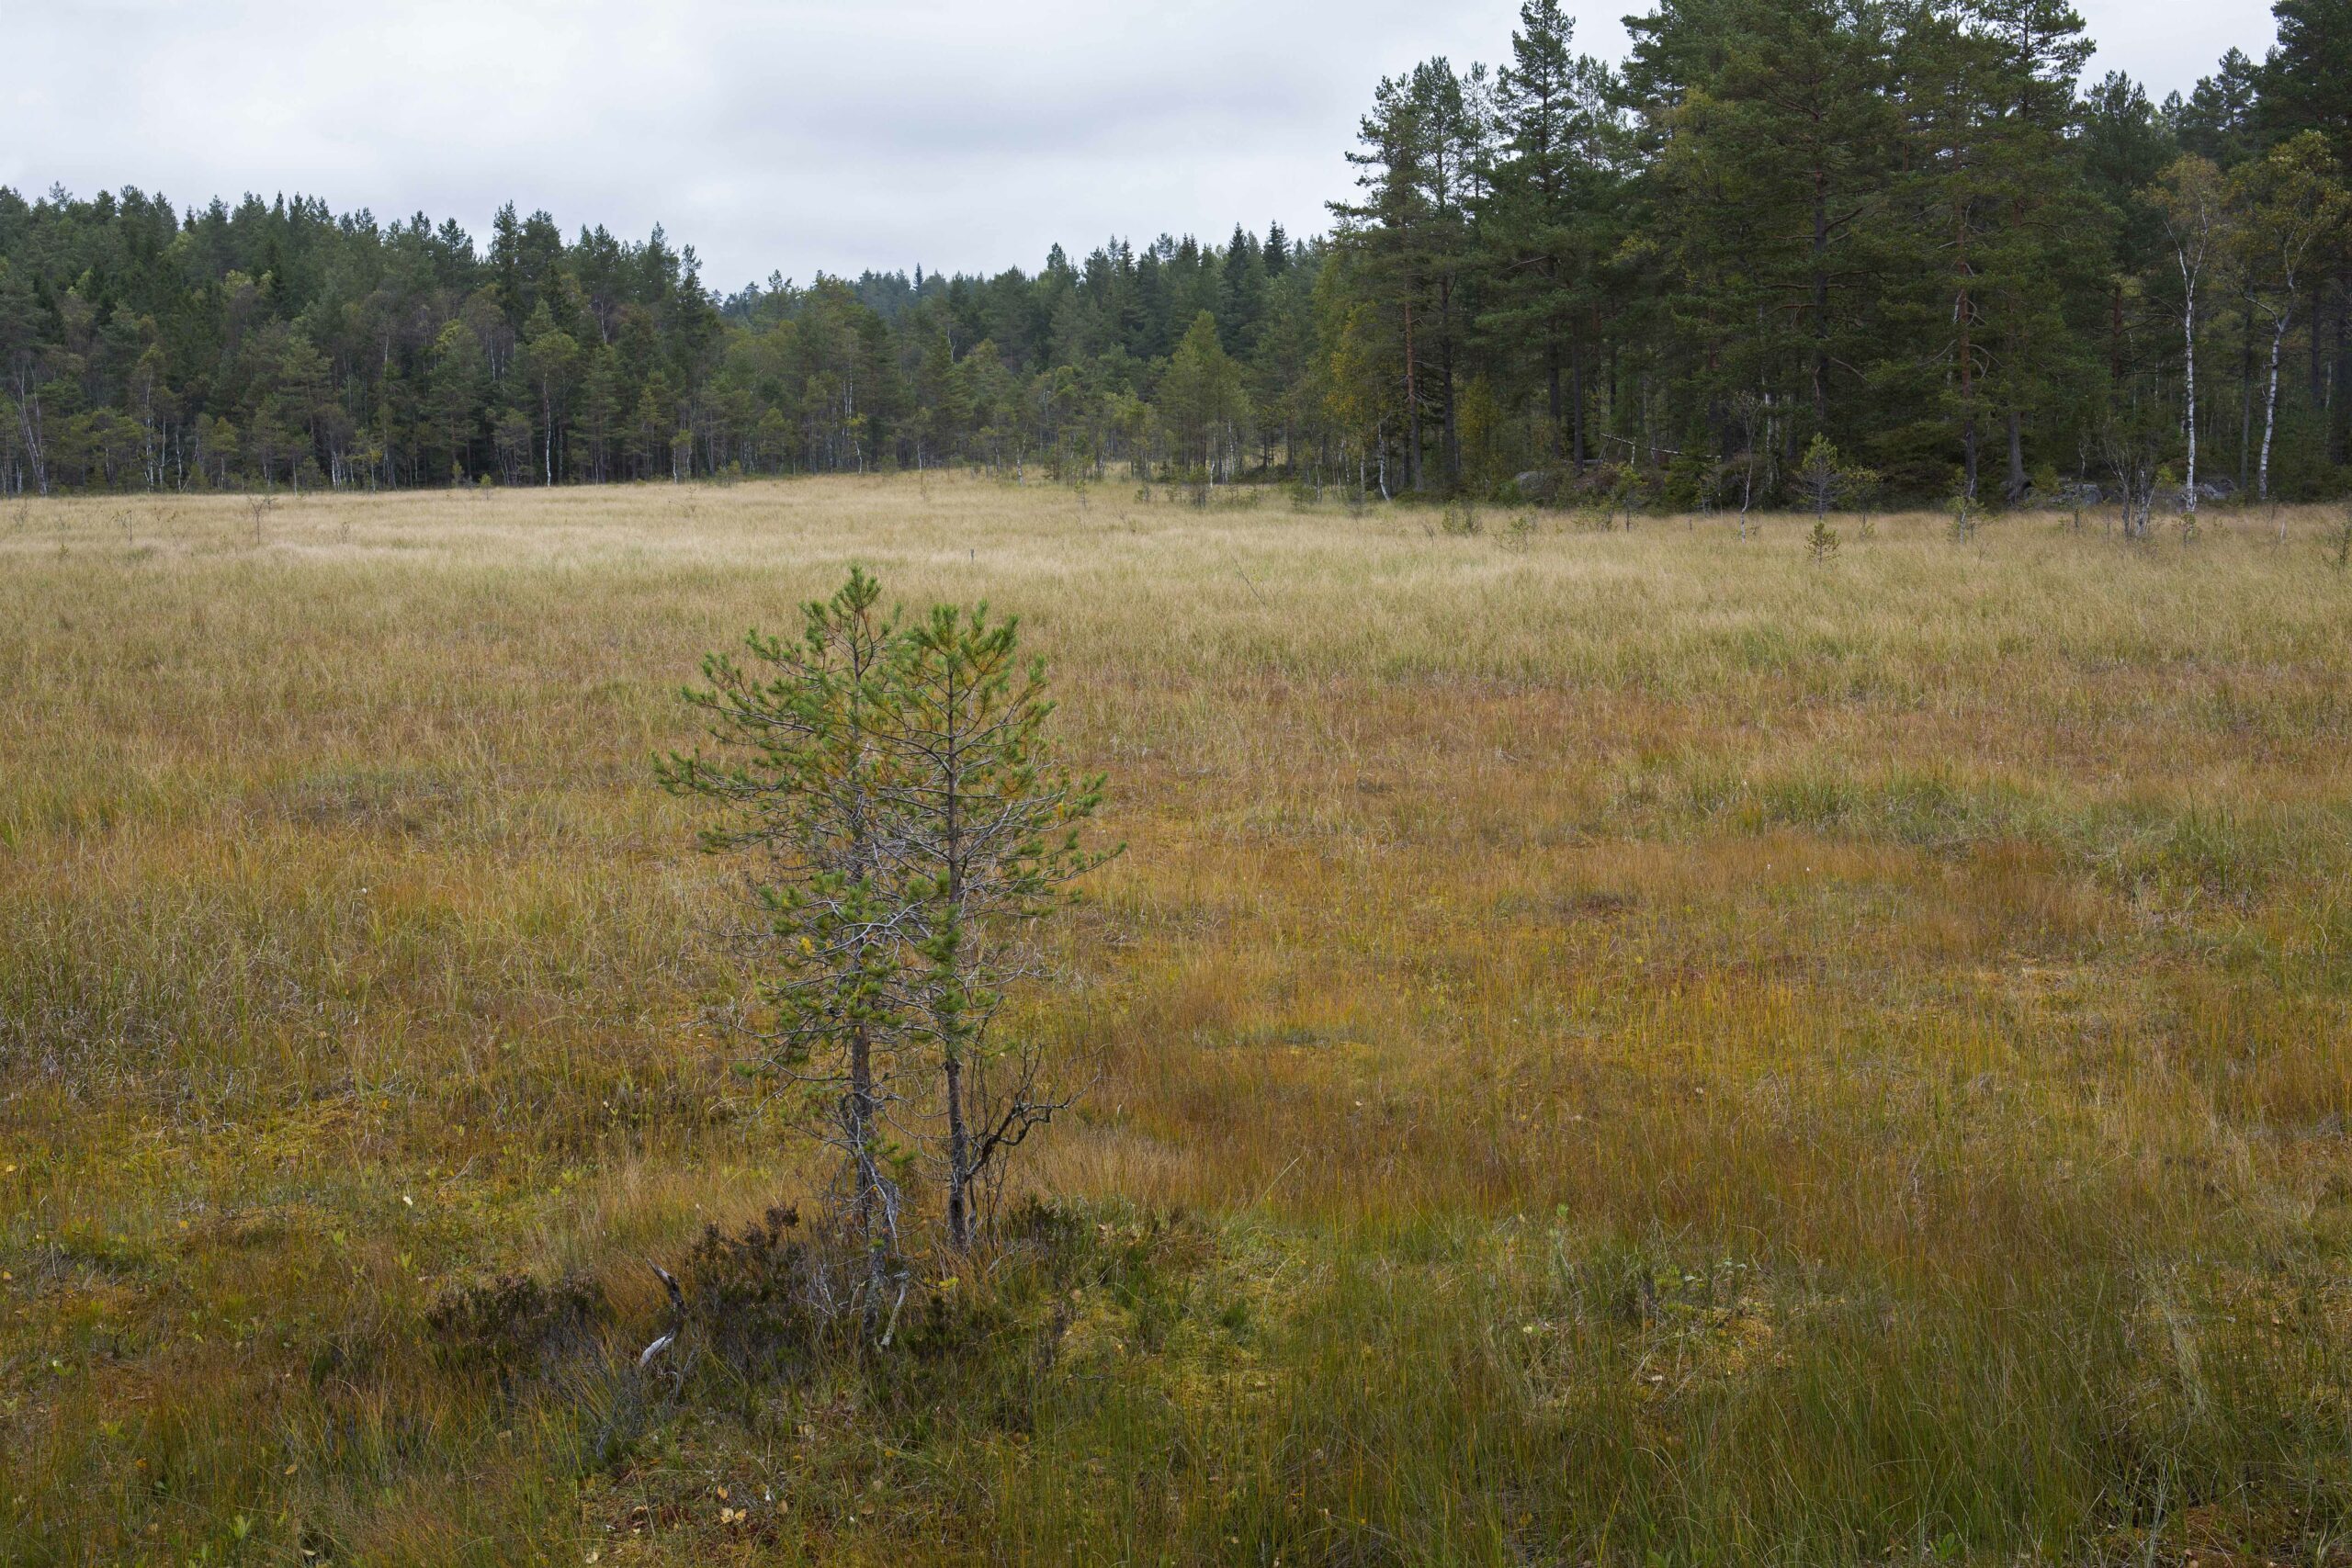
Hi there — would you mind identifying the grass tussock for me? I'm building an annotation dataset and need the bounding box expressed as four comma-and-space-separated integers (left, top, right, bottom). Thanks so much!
4, 478, 2352, 1564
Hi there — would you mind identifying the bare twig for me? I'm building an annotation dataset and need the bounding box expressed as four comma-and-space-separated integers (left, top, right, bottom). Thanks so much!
638, 1263, 685, 1369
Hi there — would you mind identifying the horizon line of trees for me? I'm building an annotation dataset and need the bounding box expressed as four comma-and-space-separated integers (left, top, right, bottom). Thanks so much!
3, 0, 2347, 510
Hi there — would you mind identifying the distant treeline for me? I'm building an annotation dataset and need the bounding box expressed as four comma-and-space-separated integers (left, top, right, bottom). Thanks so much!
3, 0, 2347, 506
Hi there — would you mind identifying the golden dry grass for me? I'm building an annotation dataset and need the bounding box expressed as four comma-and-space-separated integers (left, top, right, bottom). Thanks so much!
3, 476, 2350, 1565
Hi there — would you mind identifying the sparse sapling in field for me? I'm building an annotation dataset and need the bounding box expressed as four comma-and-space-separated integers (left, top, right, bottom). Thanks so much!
1796, 434, 1842, 518
1807, 516, 1841, 563
1843, 461, 1882, 539
886, 602, 1115, 1251
657, 568, 914, 1338
662, 568, 1114, 1295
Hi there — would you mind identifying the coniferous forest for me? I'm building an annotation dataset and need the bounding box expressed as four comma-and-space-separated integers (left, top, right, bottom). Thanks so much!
4, 0, 2348, 509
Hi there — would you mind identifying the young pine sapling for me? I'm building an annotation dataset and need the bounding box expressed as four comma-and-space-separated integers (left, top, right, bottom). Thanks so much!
663, 569, 1116, 1304
1807, 516, 1841, 563
1796, 434, 1843, 518
657, 569, 913, 1338
888, 603, 1115, 1251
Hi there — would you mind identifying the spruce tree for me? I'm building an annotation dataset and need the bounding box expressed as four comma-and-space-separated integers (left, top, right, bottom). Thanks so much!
1159, 311, 1250, 479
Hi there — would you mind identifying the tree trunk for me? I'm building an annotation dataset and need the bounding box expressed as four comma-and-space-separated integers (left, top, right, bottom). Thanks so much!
2182, 272, 2199, 514
2335, 277, 2351, 465
1570, 335, 1588, 473
2312, 280, 2330, 410
2239, 300, 2257, 491
1958, 237, 1978, 501
2109, 283, 2124, 389
848, 1021, 888, 1337
1439, 282, 1461, 490
1545, 338, 1562, 461
1401, 302, 1421, 492
2260, 310, 2287, 503
944, 1052, 971, 1251
1812, 172, 1830, 434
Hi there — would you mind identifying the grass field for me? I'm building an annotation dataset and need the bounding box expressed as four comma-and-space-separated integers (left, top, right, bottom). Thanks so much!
4, 476, 2351, 1566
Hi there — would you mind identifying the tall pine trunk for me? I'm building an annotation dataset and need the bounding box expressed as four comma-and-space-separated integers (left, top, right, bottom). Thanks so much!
1958, 215, 1978, 502
1812, 173, 1830, 435
1571, 335, 1588, 472
1545, 339, 1563, 461
1402, 301, 1421, 492
1439, 279, 1461, 490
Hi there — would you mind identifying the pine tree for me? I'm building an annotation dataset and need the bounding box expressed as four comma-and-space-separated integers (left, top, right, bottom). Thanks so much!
2178, 48, 2264, 166
1330, 65, 1476, 491
1971, 0, 2098, 503
658, 569, 914, 1338
575, 348, 620, 483
887, 600, 1111, 1252
1480, 0, 1618, 467
1625, 0, 1903, 479
2260, 0, 2352, 162
1885, 5, 2032, 501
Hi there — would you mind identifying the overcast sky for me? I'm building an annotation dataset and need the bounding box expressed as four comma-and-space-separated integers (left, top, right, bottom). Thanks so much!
6, 0, 2279, 292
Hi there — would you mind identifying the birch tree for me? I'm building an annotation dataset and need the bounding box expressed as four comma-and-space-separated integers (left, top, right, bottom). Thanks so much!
2229, 133, 2351, 507
0, 266, 49, 496
2151, 155, 2230, 516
